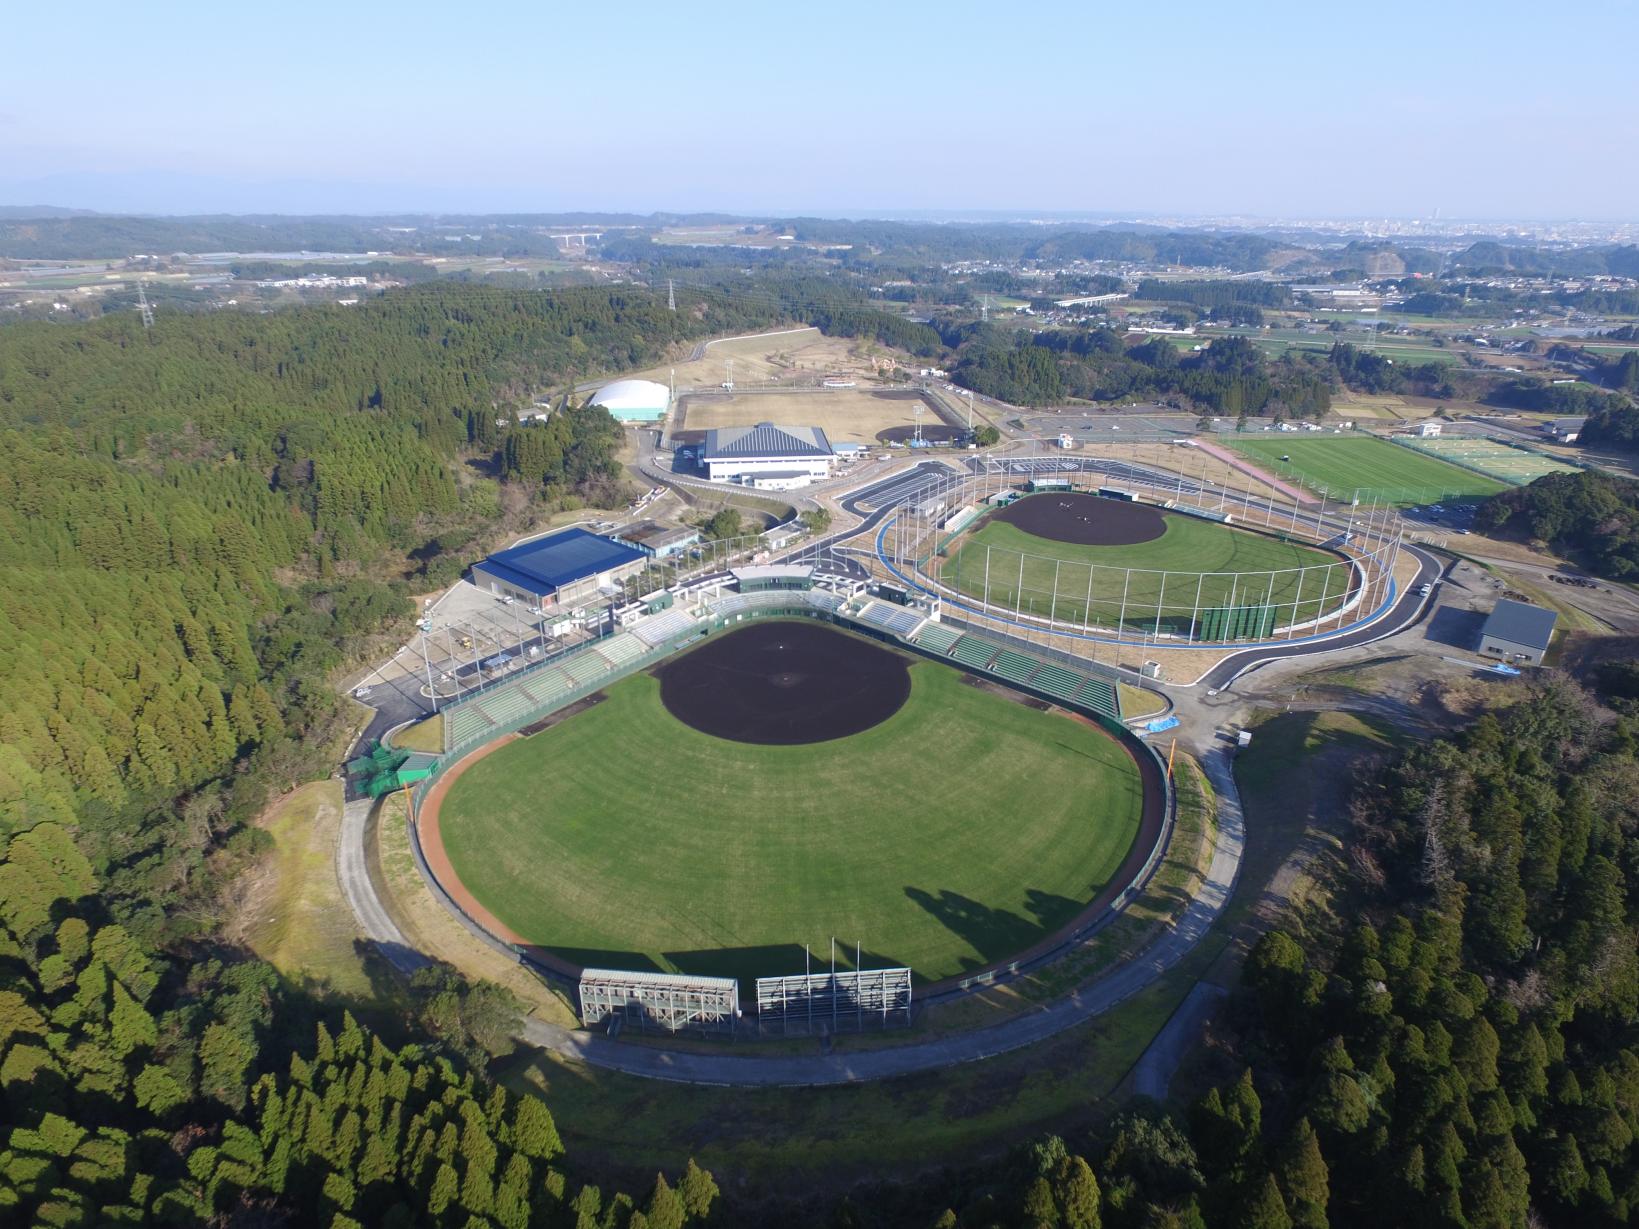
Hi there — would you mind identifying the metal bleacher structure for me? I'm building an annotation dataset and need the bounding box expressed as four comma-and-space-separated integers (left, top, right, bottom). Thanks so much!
911, 621, 1121, 717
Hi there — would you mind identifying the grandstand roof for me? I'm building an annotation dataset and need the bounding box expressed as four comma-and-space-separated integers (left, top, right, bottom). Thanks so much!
702, 422, 834, 461
477, 528, 646, 597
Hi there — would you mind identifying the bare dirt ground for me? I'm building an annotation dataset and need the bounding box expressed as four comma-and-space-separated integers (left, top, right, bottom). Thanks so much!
628, 328, 886, 390
675, 389, 938, 445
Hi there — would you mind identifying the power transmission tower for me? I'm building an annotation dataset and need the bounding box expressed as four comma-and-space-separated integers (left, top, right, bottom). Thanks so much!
667, 278, 676, 312
137, 281, 154, 329
980, 294, 989, 323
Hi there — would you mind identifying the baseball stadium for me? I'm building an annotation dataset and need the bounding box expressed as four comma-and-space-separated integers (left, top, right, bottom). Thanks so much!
882, 465, 1404, 646
407, 587, 1169, 1025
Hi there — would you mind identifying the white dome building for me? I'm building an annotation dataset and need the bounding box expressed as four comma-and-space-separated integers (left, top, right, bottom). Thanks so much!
589, 378, 671, 423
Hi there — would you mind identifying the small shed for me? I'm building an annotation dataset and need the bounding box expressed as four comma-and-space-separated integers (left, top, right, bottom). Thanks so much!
1477, 598, 1557, 666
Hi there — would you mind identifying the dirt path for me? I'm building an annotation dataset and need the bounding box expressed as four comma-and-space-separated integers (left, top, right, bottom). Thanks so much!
1192, 440, 1311, 505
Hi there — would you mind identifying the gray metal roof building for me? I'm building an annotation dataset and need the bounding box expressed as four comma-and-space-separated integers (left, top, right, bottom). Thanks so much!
1478, 598, 1557, 666
700, 422, 836, 488
701, 423, 834, 461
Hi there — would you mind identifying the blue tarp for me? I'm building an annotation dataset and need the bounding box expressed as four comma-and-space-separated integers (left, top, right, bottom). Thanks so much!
1143, 715, 1181, 734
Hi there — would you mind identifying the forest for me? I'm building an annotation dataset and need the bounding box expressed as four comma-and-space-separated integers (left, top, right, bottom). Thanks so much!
943, 325, 1334, 417
1476, 470, 1639, 578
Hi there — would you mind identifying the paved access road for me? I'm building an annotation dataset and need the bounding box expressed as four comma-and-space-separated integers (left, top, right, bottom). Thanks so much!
1199, 543, 1445, 691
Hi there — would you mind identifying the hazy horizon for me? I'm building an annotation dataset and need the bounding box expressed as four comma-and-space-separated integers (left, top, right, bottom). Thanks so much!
5, 0, 1637, 221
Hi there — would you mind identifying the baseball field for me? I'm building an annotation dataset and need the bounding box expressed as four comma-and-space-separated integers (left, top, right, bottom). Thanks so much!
431, 623, 1152, 989
940, 495, 1353, 636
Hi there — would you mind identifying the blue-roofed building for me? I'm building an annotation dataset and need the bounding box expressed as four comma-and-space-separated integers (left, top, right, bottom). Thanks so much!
471, 528, 648, 610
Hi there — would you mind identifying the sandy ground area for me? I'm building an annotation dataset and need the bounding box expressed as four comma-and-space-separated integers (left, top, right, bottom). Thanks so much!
676, 389, 938, 445
628, 327, 883, 389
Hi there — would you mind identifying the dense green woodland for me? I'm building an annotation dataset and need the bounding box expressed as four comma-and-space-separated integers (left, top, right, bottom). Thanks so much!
940, 325, 1340, 416
0, 284, 791, 886
0, 823, 722, 1227
1477, 470, 1639, 578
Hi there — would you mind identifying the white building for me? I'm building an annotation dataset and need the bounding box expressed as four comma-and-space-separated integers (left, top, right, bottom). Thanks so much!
701, 423, 835, 489
1417, 421, 1443, 438
589, 378, 671, 423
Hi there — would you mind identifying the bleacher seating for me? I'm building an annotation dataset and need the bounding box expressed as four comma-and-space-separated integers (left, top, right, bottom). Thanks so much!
950, 637, 1000, 672
989, 649, 1040, 688
594, 632, 646, 667
935, 626, 1122, 720
1077, 677, 1119, 716
1029, 662, 1085, 705
631, 607, 700, 646
560, 653, 610, 687
855, 602, 925, 638
477, 686, 535, 728
437, 584, 1126, 760
445, 702, 494, 749
910, 622, 962, 654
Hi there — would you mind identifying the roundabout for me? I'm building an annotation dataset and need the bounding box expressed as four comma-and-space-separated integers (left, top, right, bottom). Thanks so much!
421, 620, 1159, 991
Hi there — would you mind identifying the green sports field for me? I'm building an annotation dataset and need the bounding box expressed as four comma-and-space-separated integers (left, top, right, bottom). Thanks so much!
438, 661, 1146, 988
1226, 435, 1508, 505
941, 506, 1350, 636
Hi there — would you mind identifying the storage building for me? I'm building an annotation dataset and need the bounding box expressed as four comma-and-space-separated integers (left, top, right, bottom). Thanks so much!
1477, 598, 1557, 666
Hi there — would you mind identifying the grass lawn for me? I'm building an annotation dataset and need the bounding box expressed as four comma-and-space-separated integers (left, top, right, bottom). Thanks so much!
439, 660, 1145, 988
392, 714, 444, 753
942, 508, 1349, 635
239, 780, 373, 999
1226, 435, 1508, 505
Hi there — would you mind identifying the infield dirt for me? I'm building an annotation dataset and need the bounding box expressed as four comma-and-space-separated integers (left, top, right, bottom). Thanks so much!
991, 492, 1166, 546
657, 620, 911, 745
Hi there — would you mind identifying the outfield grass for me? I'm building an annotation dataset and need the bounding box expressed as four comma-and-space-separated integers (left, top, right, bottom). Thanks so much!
1226, 435, 1508, 505
942, 508, 1349, 636
439, 660, 1144, 987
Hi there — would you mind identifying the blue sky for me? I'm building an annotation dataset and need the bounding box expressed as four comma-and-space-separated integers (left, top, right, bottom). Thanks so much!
2, 0, 1635, 218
